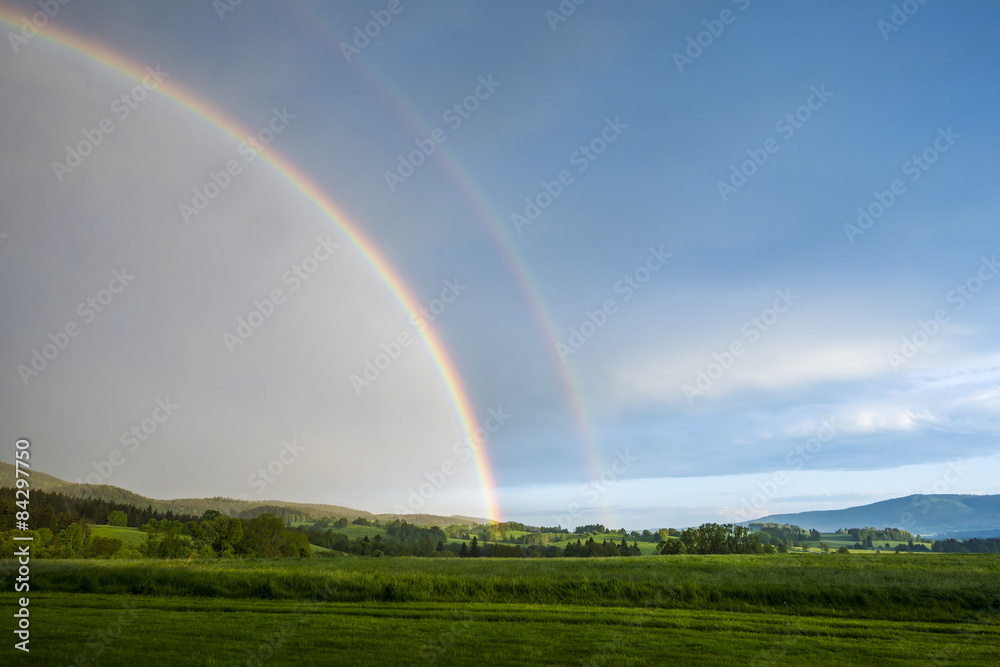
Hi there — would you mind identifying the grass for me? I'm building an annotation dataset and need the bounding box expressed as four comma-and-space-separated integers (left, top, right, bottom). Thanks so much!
15, 593, 1000, 666
90, 524, 148, 549
3, 554, 997, 664
8, 553, 1000, 621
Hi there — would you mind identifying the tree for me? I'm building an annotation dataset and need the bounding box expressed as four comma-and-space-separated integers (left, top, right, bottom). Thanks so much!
459, 542, 469, 558
470, 536, 482, 558
657, 538, 685, 555
88, 536, 124, 558
281, 529, 311, 558
38, 505, 58, 531
244, 513, 286, 558
106, 510, 128, 527
213, 515, 244, 555
60, 523, 88, 556
837, 546, 850, 554
820, 542, 830, 553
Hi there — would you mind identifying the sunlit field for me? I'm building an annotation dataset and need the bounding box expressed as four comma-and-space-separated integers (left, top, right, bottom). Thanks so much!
5, 554, 998, 665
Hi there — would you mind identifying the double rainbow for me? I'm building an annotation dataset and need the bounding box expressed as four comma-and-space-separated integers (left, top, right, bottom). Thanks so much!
0, 8, 506, 522
288, 3, 608, 486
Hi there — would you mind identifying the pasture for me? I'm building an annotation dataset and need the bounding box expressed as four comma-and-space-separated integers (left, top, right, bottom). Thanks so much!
4, 553, 998, 665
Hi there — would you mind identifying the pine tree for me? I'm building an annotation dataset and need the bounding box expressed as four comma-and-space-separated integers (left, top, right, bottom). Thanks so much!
470, 536, 482, 558
459, 542, 469, 558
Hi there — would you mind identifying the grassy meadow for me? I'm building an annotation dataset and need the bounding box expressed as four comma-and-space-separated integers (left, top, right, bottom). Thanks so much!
89, 524, 150, 549
3, 553, 998, 665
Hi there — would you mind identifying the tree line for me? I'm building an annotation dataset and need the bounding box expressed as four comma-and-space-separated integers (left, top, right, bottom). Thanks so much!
657, 523, 773, 555
6, 486, 996, 560
0, 486, 198, 531
930, 537, 1000, 553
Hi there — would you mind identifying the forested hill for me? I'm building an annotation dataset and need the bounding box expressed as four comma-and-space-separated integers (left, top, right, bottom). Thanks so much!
0, 461, 486, 528
745, 494, 1000, 538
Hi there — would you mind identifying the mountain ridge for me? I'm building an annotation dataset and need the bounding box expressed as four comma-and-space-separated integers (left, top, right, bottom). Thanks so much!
0, 461, 487, 528
743, 493, 1000, 537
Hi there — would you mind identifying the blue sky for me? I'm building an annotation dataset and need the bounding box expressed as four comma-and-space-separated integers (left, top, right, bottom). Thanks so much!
1, 1, 998, 529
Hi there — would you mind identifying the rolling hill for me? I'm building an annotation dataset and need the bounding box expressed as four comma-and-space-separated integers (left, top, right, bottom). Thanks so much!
745, 494, 1000, 538
0, 461, 486, 528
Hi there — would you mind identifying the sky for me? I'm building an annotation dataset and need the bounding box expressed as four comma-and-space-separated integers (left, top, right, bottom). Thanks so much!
1, 0, 998, 531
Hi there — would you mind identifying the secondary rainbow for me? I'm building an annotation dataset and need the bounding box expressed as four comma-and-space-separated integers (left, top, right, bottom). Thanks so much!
0, 9, 501, 523
288, 4, 610, 491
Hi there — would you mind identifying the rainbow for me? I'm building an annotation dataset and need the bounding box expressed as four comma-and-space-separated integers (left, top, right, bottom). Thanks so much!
288, 4, 610, 493
0, 9, 501, 522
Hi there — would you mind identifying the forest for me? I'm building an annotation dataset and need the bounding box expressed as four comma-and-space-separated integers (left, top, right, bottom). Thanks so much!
1, 487, 995, 560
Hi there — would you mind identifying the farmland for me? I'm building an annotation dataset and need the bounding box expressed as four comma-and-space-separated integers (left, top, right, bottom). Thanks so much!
4, 553, 998, 665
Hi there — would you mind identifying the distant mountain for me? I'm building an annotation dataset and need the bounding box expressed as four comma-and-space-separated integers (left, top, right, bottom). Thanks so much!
0, 461, 72, 492
0, 461, 486, 528
745, 494, 1000, 538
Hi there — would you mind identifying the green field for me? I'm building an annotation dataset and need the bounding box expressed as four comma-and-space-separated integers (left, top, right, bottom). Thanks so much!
88, 524, 345, 556
300, 523, 388, 540
89, 524, 150, 549
3, 554, 997, 665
